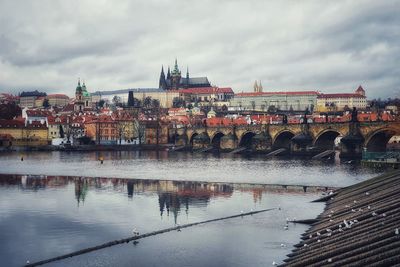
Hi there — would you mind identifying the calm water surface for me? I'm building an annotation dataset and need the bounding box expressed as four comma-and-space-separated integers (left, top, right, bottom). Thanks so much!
0, 151, 382, 267
0, 151, 382, 186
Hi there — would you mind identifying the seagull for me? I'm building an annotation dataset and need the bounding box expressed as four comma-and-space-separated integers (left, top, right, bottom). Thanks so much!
317, 239, 321, 243
351, 209, 356, 213
280, 243, 286, 247
309, 234, 312, 239
317, 231, 321, 236
26, 260, 30, 264
367, 205, 371, 210
303, 243, 308, 247
284, 225, 289, 230
372, 212, 377, 216
395, 228, 399, 235
353, 200, 357, 204
382, 213, 386, 217
365, 192, 370, 196
353, 219, 359, 223
132, 228, 139, 236
272, 261, 278, 266
328, 258, 332, 263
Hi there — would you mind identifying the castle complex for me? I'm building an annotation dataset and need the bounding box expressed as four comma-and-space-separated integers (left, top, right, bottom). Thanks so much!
159, 59, 211, 90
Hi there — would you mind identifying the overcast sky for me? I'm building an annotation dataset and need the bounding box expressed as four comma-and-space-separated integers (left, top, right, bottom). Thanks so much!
0, 0, 399, 98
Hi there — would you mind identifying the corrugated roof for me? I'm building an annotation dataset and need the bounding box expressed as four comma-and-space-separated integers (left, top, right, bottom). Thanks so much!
283, 170, 400, 267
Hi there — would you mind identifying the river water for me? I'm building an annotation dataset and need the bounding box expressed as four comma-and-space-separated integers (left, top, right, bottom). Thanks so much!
0, 151, 382, 267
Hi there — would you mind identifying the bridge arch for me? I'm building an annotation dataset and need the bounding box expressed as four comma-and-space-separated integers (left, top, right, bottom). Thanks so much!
364, 128, 399, 152
313, 130, 343, 150
189, 132, 199, 146
211, 132, 225, 149
239, 131, 256, 148
272, 130, 295, 150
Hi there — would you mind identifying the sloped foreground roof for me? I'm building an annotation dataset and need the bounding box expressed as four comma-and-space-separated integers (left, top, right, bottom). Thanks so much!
283, 170, 400, 267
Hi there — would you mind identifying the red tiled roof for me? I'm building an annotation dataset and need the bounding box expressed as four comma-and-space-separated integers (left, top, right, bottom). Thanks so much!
27, 121, 47, 129
318, 93, 366, 99
179, 87, 234, 94
0, 119, 25, 128
356, 85, 365, 92
235, 91, 320, 97
61, 103, 75, 112
26, 110, 52, 117
47, 94, 70, 99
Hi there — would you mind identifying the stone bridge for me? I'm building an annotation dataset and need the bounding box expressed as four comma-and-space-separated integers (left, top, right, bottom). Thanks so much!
170, 121, 400, 158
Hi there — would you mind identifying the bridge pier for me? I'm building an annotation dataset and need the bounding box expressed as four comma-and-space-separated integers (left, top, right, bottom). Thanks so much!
340, 135, 364, 159
192, 133, 210, 150
220, 133, 237, 151
291, 133, 313, 156
175, 134, 188, 147
339, 121, 364, 159
251, 132, 272, 153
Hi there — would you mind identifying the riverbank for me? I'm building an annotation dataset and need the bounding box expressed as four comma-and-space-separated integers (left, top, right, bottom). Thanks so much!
0, 144, 174, 152
283, 170, 400, 266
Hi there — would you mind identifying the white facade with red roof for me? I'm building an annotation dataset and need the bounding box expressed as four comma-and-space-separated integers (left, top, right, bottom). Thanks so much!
316, 86, 367, 112
229, 90, 319, 112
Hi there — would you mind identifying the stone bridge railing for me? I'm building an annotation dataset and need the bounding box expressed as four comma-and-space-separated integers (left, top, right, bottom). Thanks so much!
172, 121, 400, 158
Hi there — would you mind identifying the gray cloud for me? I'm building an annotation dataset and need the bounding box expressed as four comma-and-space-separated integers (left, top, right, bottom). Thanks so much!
0, 0, 399, 98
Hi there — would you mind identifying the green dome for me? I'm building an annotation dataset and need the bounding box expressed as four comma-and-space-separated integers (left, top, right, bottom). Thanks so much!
81, 83, 90, 97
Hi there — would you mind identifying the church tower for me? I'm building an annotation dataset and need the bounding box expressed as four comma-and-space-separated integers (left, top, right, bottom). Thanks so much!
74, 79, 84, 112
253, 80, 259, 92
159, 65, 167, 90
170, 59, 182, 90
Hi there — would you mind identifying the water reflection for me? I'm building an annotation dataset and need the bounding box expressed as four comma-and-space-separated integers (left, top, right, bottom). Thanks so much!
2, 174, 332, 210
0, 174, 327, 267
0, 151, 383, 188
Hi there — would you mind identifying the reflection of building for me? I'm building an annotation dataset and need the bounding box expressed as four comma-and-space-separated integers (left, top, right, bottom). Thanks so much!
75, 178, 89, 205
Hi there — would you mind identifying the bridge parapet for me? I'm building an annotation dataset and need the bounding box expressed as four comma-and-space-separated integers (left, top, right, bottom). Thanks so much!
171, 121, 400, 156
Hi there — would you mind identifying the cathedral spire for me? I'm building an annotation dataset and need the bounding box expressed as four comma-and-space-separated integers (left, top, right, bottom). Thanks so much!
159, 65, 167, 90
253, 80, 259, 92
186, 66, 189, 79
258, 80, 263, 92
167, 66, 171, 79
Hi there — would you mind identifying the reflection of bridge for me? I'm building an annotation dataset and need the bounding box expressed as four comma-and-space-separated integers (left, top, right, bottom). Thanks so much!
172, 121, 400, 158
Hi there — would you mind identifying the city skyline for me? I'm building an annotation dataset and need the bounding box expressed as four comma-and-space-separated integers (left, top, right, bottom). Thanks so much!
0, 1, 399, 98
